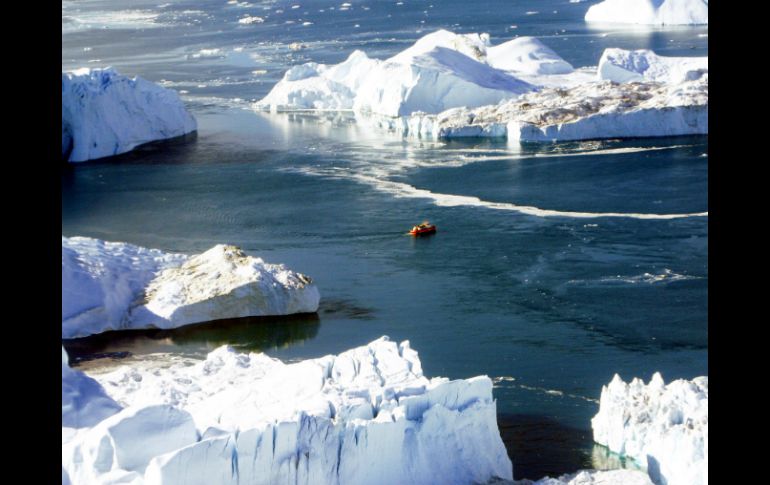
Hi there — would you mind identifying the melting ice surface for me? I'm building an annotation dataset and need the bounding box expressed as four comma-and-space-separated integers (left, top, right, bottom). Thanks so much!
63, 0, 707, 480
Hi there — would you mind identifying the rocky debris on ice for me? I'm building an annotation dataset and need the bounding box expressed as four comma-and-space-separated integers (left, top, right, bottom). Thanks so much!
366, 76, 707, 142
62, 236, 320, 339
62, 67, 197, 162
62, 346, 122, 430
62, 336, 513, 485
584, 0, 708, 25
591, 373, 708, 485
255, 30, 603, 116
598, 49, 708, 84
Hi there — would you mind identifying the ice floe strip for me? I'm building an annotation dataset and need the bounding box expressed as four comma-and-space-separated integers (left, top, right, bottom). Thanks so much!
567, 269, 704, 286
592, 373, 708, 485
506, 469, 655, 485
292, 166, 707, 220
492, 378, 599, 404
62, 236, 320, 339
63, 337, 513, 484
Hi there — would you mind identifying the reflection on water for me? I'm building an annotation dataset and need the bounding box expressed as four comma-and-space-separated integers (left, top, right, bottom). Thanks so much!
63, 312, 320, 366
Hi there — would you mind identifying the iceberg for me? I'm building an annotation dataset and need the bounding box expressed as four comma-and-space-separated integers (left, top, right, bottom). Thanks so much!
591, 373, 708, 485
486, 37, 574, 76
368, 76, 707, 142
62, 236, 320, 339
584, 0, 708, 25
62, 67, 197, 162
62, 336, 513, 484
598, 49, 708, 84
255, 29, 537, 117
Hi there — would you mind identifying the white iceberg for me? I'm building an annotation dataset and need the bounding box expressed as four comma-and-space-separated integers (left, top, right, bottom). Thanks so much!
256, 50, 380, 110
62, 236, 320, 339
255, 30, 537, 117
353, 45, 535, 117
584, 0, 708, 25
369, 76, 707, 142
63, 336, 513, 484
598, 49, 708, 84
591, 373, 708, 485
62, 67, 197, 162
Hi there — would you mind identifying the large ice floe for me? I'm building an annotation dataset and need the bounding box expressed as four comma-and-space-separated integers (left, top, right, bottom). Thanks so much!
370, 76, 707, 141
62, 67, 197, 162
254, 30, 707, 142
62, 336, 513, 484
591, 373, 708, 485
598, 49, 708, 84
62, 236, 320, 339
584, 0, 708, 25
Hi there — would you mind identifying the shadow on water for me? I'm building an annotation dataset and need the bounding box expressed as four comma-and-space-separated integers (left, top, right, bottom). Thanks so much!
498, 414, 593, 480
63, 312, 320, 365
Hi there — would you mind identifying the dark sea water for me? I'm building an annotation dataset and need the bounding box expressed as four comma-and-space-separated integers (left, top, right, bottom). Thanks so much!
62, 0, 707, 479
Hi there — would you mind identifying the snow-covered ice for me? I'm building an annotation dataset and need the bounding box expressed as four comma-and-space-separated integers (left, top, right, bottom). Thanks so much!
62, 347, 122, 430
62, 68, 197, 162
62, 237, 320, 339
584, 0, 708, 25
598, 49, 708, 84
486, 37, 574, 76
62, 337, 513, 485
505, 469, 654, 484
591, 373, 708, 485
366, 76, 707, 142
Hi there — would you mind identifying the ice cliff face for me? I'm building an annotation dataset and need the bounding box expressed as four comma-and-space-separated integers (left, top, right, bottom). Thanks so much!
62, 67, 197, 162
62, 237, 320, 338
591, 373, 708, 485
62, 337, 513, 485
584, 0, 708, 25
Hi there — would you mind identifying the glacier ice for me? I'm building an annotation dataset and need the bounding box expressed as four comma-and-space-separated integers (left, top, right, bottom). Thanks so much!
598, 49, 708, 84
62, 67, 197, 162
62, 337, 513, 485
62, 237, 320, 339
591, 373, 708, 485
365, 77, 707, 142
584, 0, 708, 25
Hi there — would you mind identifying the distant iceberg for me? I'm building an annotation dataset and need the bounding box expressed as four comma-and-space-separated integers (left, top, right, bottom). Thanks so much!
62, 237, 320, 338
62, 336, 513, 484
585, 0, 708, 25
62, 67, 197, 162
598, 49, 708, 84
591, 373, 708, 485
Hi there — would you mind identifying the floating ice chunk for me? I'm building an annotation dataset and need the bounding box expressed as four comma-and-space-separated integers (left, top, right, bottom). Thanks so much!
62, 237, 320, 338
238, 15, 264, 23
598, 48, 707, 84
61, 68, 197, 162
591, 373, 708, 485
65, 337, 512, 484
585, 0, 708, 25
